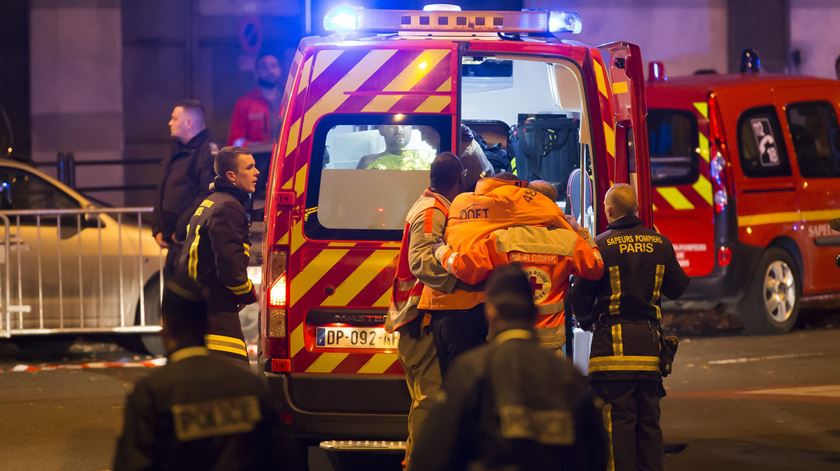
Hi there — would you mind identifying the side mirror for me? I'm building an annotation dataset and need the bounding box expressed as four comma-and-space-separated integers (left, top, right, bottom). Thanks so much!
83, 204, 102, 228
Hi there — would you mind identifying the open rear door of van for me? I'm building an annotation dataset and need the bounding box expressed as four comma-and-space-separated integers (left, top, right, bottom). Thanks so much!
598, 42, 653, 228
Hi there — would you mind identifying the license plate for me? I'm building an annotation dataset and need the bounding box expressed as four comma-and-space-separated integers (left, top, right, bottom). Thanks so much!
316, 327, 399, 349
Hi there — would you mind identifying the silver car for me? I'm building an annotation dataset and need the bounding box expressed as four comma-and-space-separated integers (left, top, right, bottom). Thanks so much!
0, 159, 164, 350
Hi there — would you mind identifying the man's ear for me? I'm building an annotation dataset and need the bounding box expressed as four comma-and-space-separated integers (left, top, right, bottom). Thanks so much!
226, 170, 237, 183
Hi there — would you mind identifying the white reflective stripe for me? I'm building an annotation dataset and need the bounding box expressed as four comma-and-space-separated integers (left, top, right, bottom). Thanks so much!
443, 252, 457, 272
494, 226, 578, 256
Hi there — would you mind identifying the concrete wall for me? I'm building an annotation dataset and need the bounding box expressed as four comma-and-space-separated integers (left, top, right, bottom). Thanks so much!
528, 0, 728, 77
790, 0, 840, 78
30, 0, 124, 205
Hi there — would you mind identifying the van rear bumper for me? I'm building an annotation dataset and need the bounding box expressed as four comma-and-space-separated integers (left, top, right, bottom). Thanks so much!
265, 371, 410, 440
664, 242, 762, 309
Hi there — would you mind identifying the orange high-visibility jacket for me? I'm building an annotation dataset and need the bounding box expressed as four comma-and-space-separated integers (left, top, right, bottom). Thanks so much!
434, 225, 604, 331
419, 177, 572, 311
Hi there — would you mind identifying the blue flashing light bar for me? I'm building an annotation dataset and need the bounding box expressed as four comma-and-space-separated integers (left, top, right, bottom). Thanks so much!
322, 5, 582, 35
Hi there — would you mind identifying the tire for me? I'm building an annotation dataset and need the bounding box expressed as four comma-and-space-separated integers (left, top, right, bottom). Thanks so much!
122, 275, 165, 356
737, 247, 801, 335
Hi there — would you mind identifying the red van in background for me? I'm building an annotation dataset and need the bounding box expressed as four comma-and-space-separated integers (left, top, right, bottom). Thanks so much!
646, 58, 840, 334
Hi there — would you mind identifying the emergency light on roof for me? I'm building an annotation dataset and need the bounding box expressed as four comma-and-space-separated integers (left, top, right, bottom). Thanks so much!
322, 5, 582, 35
423, 4, 462, 12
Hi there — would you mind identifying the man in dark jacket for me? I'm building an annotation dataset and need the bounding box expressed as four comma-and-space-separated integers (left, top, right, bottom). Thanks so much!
113, 284, 296, 471
154, 99, 217, 277
570, 183, 689, 471
411, 264, 608, 471
176, 146, 259, 363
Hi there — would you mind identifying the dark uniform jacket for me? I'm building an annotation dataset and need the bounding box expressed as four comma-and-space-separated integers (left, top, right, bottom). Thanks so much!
571, 215, 689, 382
411, 326, 608, 471
153, 129, 216, 241
176, 177, 256, 311
113, 347, 289, 470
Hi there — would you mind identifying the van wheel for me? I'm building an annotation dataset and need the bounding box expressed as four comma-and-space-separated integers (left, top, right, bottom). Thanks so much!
737, 247, 800, 335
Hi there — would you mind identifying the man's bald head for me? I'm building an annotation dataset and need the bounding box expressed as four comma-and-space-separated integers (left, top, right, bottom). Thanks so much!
528, 180, 558, 202
605, 183, 638, 222
430, 152, 463, 195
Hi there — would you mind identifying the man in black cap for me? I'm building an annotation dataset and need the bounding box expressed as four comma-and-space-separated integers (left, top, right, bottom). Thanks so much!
411, 264, 607, 471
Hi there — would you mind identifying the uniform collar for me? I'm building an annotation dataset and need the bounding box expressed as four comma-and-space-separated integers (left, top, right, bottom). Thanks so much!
493, 327, 536, 345
424, 187, 452, 207
176, 128, 211, 151
211, 177, 251, 205
608, 214, 643, 230
169, 346, 209, 363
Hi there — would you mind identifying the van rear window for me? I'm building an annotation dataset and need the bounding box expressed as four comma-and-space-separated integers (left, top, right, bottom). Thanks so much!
305, 114, 452, 241
647, 109, 699, 186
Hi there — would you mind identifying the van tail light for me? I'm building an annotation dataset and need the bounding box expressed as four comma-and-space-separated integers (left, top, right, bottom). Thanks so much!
718, 245, 732, 267
264, 249, 289, 359
707, 93, 732, 214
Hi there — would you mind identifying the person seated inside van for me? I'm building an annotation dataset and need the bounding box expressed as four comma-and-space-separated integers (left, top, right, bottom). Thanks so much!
357, 125, 433, 171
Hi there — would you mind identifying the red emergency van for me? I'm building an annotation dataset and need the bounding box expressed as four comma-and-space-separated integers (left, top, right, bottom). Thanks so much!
260, 5, 653, 443
647, 57, 840, 334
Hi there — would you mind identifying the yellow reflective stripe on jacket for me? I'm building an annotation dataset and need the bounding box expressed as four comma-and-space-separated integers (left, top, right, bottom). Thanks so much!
188, 224, 201, 281
226, 279, 253, 296
651, 264, 665, 320
603, 403, 615, 471
243, 243, 251, 257
611, 324, 623, 356
588, 355, 660, 372
494, 226, 578, 256
205, 334, 248, 358
537, 302, 564, 315
608, 266, 621, 315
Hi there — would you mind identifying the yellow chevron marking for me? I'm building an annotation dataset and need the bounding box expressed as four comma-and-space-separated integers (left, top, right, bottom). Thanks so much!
285, 119, 301, 157
612, 81, 628, 94
294, 163, 308, 196
323, 250, 397, 306
436, 77, 451, 92
296, 56, 315, 94
290, 221, 305, 255
311, 50, 343, 84
357, 353, 399, 374
362, 50, 450, 113
329, 242, 357, 247
698, 132, 710, 162
737, 209, 840, 227
692, 175, 713, 206
277, 231, 289, 245
306, 353, 348, 373
593, 59, 608, 97
301, 50, 398, 142
373, 288, 392, 308
652, 203, 658, 212
603, 123, 616, 157
290, 323, 305, 357
290, 249, 350, 306
415, 95, 451, 113
693, 101, 709, 119
657, 187, 695, 210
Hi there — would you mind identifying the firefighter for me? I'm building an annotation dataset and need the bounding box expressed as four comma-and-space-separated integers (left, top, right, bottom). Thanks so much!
570, 184, 689, 471
176, 146, 259, 363
113, 284, 296, 470
411, 265, 608, 471
432, 180, 604, 355
385, 151, 467, 469
419, 173, 573, 376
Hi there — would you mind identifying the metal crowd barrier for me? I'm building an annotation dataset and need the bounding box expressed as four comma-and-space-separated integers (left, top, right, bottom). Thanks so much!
0, 207, 164, 337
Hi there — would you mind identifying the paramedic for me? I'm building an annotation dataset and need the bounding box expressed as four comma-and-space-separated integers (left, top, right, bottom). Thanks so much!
228, 53, 283, 147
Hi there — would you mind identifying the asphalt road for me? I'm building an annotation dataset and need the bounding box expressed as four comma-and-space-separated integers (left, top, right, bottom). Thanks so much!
1, 312, 839, 470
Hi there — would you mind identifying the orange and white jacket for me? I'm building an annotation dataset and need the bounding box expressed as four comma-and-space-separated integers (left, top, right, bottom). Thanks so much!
434, 225, 604, 343
418, 177, 576, 311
